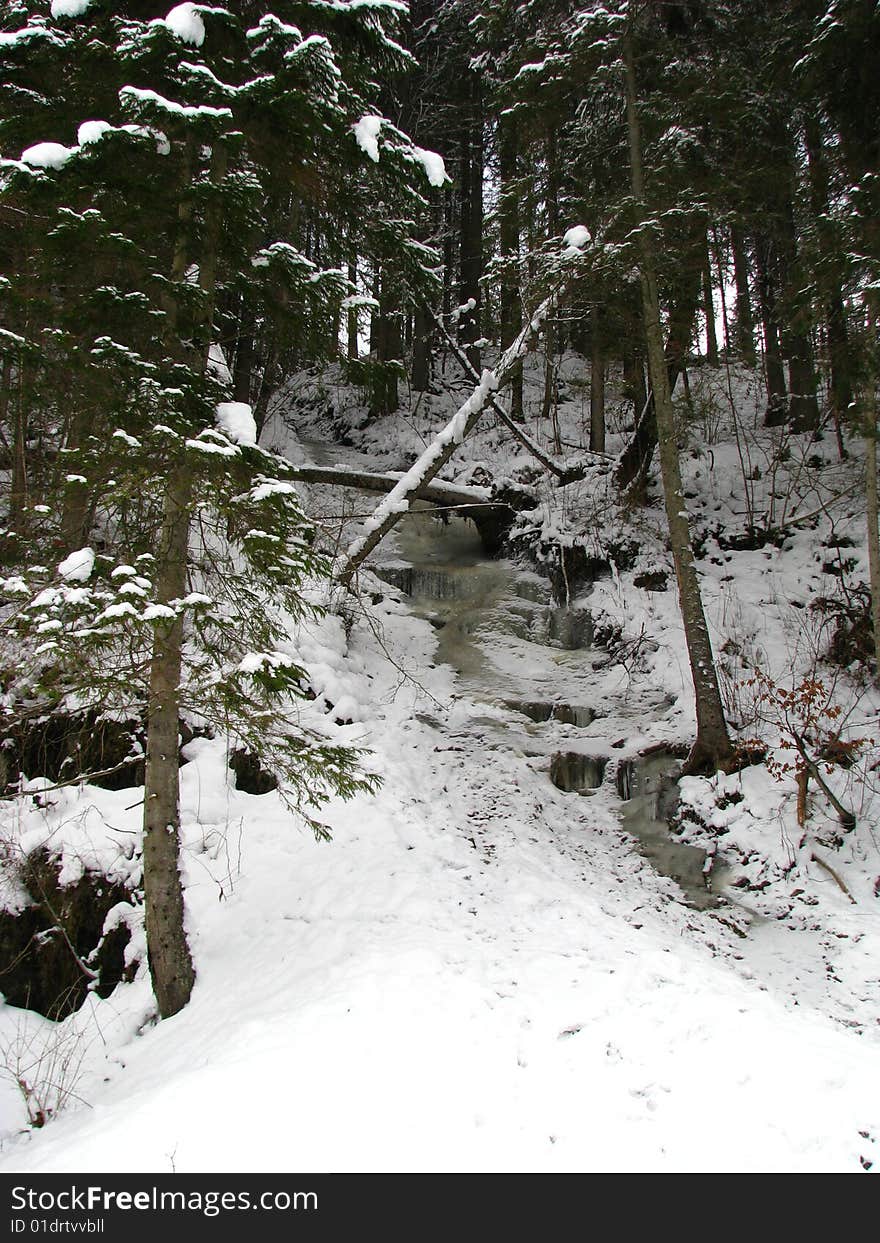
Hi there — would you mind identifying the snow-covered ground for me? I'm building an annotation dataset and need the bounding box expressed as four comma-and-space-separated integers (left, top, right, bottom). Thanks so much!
1, 356, 878, 1172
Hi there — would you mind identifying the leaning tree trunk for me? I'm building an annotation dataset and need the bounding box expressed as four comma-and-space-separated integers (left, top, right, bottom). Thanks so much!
615, 237, 700, 494
623, 27, 733, 775
339, 291, 557, 587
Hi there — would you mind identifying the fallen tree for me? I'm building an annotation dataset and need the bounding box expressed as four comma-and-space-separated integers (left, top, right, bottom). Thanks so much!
287, 463, 517, 553
337, 290, 557, 588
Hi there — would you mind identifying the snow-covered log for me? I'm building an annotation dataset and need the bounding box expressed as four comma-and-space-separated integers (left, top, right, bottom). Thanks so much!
337, 292, 556, 587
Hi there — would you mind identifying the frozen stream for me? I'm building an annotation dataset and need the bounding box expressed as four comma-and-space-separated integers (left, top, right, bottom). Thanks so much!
297, 439, 725, 910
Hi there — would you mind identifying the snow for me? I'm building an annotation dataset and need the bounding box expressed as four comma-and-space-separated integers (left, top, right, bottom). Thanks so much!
0, 27, 59, 48
2, 561, 878, 1170
20, 142, 76, 170
50, 0, 92, 17
56, 547, 95, 582
3, 358, 880, 1175
353, 114, 383, 162
413, 145, 447, 187
163, 3, 206, 47
216, 401, 257, 446
76, 120, 112, 146
142, 604, 176, 621
208, 343, 233, 386
119, 86, 232, 122
562, 224, 591, 254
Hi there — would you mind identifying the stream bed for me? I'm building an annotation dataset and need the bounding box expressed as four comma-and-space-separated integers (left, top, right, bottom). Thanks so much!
381, 509, 727, 911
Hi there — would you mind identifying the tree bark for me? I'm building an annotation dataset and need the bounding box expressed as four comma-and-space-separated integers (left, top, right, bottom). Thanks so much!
142, 140, 226, 1017
458, 78, 483, 371
10, 361, 28, 539
754, 235, 788, 426
779, 191, 819, 431
730, 224, 756, 366
143, 465, 196, 1018
805, 118, 852, 455
590, 304, 606, 454
411, 300, 431, 393
623, 27, 732, 774
703, 235, 718, 365
347, 253, 359, 362
498, 116, 523, 421
865, 305, 880, 675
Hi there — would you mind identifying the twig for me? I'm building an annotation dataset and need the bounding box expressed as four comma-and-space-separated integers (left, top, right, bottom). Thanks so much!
791, 729, 857, 830
810, 848, 857, 904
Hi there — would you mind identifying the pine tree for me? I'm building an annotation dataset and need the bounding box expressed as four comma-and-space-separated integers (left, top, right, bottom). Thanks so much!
1, 0, 443, 1017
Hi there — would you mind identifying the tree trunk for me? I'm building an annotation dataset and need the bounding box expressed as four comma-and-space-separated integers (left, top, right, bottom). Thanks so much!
143, 465, 196, 1018
498, 116, 523, 421
730, 224, 756, 365
779, 195, 820, 431
755, 235, 788, 426
411, 301, 431, 393
369, 277, 400, 419
340, 291, 556, 586
805, 118, 852, 455
615, 233, 700, 493
347, 253, 359, 361
623, 27, 732, 774
142, 139, 226, 1018
233, 299, 255, 407
458, 80, 483, 371
703, 236, 718, 365
60, 402, 91, 551
865, 305, 880, 674
10, 360, 28, 539
590, 304, 606, 454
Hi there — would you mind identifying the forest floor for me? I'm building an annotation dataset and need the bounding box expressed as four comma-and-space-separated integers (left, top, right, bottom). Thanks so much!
0, 354, 878, 1173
